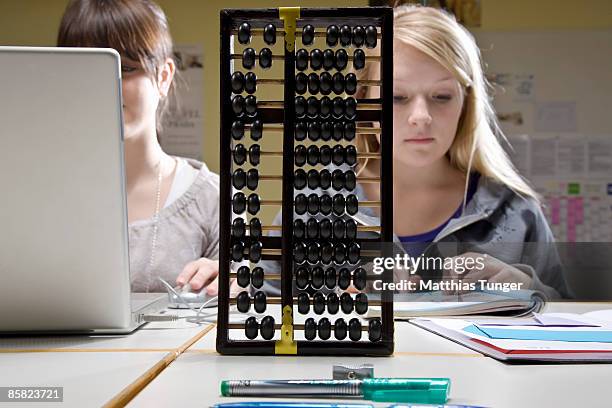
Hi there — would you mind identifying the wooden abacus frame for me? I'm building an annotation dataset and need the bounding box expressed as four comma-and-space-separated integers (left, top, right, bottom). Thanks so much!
217, 7, 394, 356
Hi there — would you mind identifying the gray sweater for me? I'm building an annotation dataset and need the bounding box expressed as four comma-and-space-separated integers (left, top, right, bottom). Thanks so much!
128, 159, 220, 292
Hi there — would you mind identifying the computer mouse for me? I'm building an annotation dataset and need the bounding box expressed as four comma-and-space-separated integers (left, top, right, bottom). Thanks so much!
167, 284, 218, 309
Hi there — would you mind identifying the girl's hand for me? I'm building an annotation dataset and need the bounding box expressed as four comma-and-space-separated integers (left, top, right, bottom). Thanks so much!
176, 258, 219, 296
442, 252, 532, 295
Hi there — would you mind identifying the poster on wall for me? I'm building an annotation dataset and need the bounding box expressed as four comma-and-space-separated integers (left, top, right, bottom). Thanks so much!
160, 44, 204, 160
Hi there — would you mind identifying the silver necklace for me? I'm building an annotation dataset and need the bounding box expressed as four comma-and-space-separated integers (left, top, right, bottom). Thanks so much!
145, 159, 163, 292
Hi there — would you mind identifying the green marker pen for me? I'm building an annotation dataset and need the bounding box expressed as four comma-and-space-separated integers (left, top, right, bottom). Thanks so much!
220, 378, 451, 405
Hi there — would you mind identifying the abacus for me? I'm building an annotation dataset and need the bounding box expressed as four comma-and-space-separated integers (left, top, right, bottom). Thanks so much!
217, 7, 393, 356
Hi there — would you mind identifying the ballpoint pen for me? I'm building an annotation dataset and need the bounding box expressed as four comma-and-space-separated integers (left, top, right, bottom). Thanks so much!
220, 378, 451, 404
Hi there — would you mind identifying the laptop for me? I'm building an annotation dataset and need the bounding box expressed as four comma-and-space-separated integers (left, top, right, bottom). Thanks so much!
0, 47, 165, 333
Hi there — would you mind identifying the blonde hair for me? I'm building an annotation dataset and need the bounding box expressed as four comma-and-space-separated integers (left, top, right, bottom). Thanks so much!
356, 4, 538, 201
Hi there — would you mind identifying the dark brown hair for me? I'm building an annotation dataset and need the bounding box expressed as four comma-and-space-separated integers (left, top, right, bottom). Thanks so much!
57, 0, 178, 132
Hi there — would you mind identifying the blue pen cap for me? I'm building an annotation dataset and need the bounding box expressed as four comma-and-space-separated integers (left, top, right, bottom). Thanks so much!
361, 378, 450, 404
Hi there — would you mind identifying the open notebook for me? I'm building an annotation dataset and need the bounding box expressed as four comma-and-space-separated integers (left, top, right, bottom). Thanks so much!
367, 290, 546, 318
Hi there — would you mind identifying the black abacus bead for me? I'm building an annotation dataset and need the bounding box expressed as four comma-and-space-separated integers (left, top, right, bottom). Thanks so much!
320, 218, 332, 239
334, 318, 347, 340
231, 242, 244, 261
365, 25, 377, 48
233, 143, 247, 165
295, 122, 307, 141
353, 49, 366, 70
345, 170, 356, 191
321, 242, 334, 264
321, 122, 333, 140
251, 120, 263, 140
323, 49, 335, 70
345, 73, 357, 95
335, 49, 348, 71
260, 316, 275, 340
320, 72, 332, 95
295, 96, 307, 118
369, 319, 382, 342
296, 49, 309, 71
340, 25, 352, 47
327, 294, 339, 316
340, 292, 354, 314
345, 97, 357, 119
344, 122, 356, 141
332, 194, 345, 215
297, 292, 310, 314
318, 317, 332, 340
310, 49, 323, 70
320, 96, 332, 118
307, 145, 319, 166
236, 291, 250, 313
346, 219, 358, 240
294, 169, 307, 190
307, 169, 319, 190
245, 72, 257, 94
332, 144, 345, 166
245, 95, 257, 116
293, 219, 305, 239
302, 24, 315, 46
353, 25, 365, 47
263, 23, 276, 45
353, 268, 368, 290
320, 195, 333, 216
346, 194, 359, 215
296, 266, 309, 289
233, 168, 246, 190
338, 268, 351, 289
250, 218, 262, 238
355, 293, 368, 314
332, 123, 344, 141
307, 242, 321, 263
319, 146, 332, 165
245, 316, 258, 339
247, 193, 260, 215
295, 72, 308, 95
325, 267, 337, 289
294, 242, 307, 264
232, 217, 246, 238
332, 169, 345, 191
249, 241, 262, 262
246, 169, 258, 190
334, 242, 347, 264
295, 145, 307, 166
320, 169, 331, 189
242, 47, 256, 69
238, 22, 251, 44
326, 25, 339, 47
231, 71, 244, 93
253, 291, 266, 313
251, 267, 264, 288
347, 242, 360, 264
333, 219, 346, 239
259, 48, 272, 69
332, 97, 344, 118
306, 217, 319, 239
304, 317, 317, 340
311, 266, 324, 289
237, 265, 250, 287
307, 73, 320, 94
232, 95, 245, 116
306, 99, 319, 119
249, 144, 260, 165
232, 192, 246, 214
332, 73, 344, 95
295, 193, 307, 215
313, 292, 326, 314
307, 193, 319, 215
345, 145, 357, 165
349, 318, 362, 341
